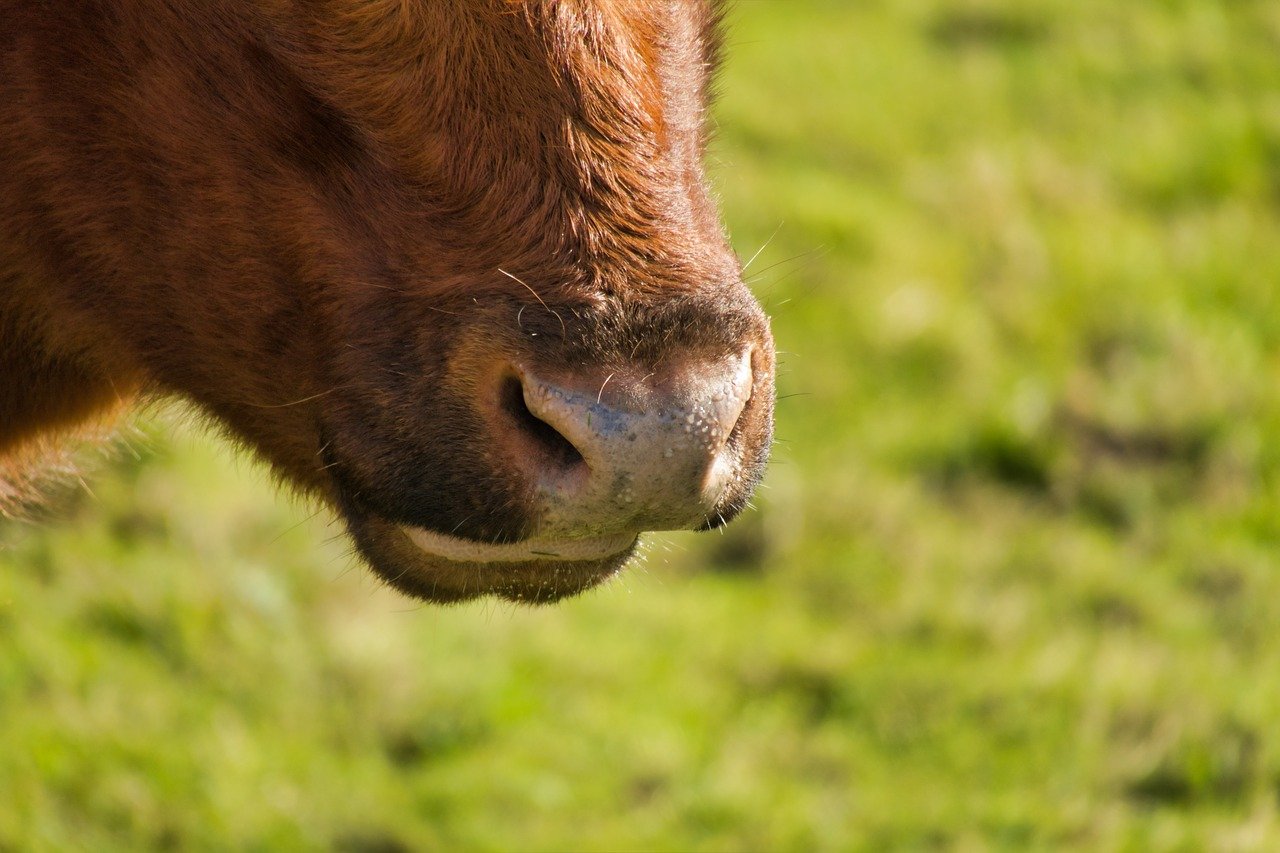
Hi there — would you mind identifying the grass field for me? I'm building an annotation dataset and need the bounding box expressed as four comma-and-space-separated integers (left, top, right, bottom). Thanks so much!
5, 1, 1280, 848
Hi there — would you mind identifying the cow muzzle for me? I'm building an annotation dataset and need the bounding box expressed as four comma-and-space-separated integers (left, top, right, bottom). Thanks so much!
499, 348, 756, 537
330, 318, 775, 601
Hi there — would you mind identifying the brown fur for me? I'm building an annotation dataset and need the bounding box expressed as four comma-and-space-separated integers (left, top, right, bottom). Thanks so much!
0, 0, 774, 602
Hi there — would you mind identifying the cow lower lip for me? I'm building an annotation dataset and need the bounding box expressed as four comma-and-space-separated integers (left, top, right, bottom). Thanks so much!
341, 510, 639, 603
400, 526, 637, 563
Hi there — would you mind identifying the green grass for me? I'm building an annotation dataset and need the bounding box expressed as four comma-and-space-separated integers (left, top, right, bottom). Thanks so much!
6, 0, 1280, 848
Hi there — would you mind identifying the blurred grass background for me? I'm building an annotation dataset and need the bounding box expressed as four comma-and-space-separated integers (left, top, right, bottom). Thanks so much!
5, 0, 1280, 848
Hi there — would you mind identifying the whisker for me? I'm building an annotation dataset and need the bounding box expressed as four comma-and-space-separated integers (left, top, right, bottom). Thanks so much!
745, 246, 829, 285
270, 508, 324, 544
597, 372, 615, 403
244, 387, 342, 409
741, 220, 784, 273
761, 265, 824, 313
498, 267, 566, 337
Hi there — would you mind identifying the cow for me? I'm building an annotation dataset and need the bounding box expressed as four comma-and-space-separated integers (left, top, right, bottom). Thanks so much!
0, 0, 775, 603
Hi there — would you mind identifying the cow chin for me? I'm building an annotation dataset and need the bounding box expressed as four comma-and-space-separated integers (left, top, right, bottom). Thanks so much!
343, 510, 638, 604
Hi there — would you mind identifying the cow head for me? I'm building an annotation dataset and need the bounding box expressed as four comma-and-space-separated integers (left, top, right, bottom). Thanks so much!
6, 0, 775, 602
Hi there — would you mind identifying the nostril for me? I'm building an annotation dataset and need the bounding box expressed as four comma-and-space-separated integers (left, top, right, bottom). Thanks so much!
719, 349, 756, 450
721, 392, 751, 456
498, 375, 584, 471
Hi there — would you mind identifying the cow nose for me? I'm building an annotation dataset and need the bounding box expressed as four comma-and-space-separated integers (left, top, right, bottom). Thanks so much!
495, 352, 755, 536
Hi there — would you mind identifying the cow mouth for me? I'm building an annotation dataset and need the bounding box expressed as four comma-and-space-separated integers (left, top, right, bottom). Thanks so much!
335, 503, 640, 604
400, 526, 638, 563
315, 438, 636, 603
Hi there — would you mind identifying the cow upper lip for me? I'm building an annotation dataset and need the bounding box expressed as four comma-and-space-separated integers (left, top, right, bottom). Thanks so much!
399, 525, 638, 563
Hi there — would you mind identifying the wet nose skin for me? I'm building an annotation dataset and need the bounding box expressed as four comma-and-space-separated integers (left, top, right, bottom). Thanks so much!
513, 351, 754, 537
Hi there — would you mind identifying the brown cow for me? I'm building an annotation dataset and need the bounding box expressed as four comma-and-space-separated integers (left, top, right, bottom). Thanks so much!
0, 0, 774, 603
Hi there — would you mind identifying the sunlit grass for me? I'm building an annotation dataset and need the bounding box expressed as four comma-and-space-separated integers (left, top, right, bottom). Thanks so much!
5, 1, 1280, 848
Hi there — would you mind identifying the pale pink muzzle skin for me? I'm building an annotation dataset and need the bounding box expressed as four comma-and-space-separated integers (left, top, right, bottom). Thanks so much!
400, 526, 637, 564
515, 350, 753, 535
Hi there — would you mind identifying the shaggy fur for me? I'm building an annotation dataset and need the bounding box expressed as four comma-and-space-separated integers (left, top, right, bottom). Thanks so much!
0, 0, 775, 602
